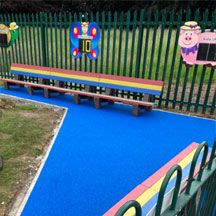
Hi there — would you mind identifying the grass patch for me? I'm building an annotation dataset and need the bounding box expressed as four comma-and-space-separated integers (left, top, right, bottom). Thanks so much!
16, 105, 37, 110
0, 99, 62, 215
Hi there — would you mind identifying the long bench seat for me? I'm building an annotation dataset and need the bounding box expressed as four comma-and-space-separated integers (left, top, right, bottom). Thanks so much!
1, 63, 164, 116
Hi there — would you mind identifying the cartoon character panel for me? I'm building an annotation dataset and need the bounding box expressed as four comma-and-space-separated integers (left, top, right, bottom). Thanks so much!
70, 22, 100, 60
0, 26, 11, 46
0, 22, 19, 48
178, 21, 216, 68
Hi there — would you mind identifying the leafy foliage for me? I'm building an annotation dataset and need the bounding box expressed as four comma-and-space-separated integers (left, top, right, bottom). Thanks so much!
0, 0, 215, 14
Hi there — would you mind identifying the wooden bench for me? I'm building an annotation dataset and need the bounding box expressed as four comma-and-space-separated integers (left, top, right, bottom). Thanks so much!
0, 63, 164, 116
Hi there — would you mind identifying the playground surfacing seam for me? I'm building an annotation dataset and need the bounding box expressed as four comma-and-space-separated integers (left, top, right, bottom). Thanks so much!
0, 86, 215, 216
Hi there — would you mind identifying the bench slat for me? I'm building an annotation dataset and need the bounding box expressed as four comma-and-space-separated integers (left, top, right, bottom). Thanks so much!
11, 69, 100, 87
0, 78, 156, 107
99, 73, 163, 86
100, 78, 162, 90
11, 63, 163, 86
10, 64, 163, 96
98, 82, 162, 96
11, 70, 51, 80
11, 64, 100, 78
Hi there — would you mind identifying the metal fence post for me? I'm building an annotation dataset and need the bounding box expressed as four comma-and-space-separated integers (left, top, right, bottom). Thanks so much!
40, 12, 47, 67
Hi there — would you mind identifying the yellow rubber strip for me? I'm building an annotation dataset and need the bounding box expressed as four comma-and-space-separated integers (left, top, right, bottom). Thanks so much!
100, 78, 163, 91
50, 71, 99, 82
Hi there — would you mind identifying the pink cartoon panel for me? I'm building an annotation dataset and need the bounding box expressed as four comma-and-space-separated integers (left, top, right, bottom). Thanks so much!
178, 21, 216, 69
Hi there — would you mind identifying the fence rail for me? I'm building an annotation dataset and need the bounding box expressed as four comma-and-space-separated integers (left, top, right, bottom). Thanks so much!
115, 140, 216, 216
0, 9, 215, 115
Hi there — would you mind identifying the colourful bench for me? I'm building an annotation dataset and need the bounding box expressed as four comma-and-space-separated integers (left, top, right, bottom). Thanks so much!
1, 63, 164, 116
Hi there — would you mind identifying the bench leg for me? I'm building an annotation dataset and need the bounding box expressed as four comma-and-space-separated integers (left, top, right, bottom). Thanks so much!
108, 100, 114, 105
39, 78, 50, 85
56, 81, 65, 95
85, 85, 96, 101
59, 91, 65, 95
132, 105, 140, 116
28, 86, 34, 95
142, 94, 154, 112
4, 82, 10, 90
105, 88, 115, 104
44, 89, 51, 98
15, 74, 24, 80
94, 98, 101, 109
19, 84, 24, 88
143, 94, 154, 102
74, 94, 81, 104
55, 81, 65, 88
14, 74, 24, 87
145, 106, 152, 112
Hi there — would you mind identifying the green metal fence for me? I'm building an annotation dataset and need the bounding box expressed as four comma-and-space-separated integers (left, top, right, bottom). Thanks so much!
0, 9, 215, 115
115, 139, 216, 216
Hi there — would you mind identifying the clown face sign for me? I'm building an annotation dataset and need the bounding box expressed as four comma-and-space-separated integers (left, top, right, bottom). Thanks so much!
70, 22, 100, 60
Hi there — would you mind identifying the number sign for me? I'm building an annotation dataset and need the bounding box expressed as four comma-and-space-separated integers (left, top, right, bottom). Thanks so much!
70, 22, 100, 60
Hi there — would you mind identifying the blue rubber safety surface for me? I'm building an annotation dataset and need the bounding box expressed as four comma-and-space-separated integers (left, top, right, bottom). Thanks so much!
0, 87, 215, 216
